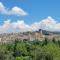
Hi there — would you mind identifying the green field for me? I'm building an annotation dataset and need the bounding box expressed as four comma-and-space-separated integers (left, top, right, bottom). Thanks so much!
0, 38, 60, 60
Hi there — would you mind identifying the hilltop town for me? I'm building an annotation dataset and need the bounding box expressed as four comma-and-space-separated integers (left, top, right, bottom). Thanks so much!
0, 29, 60, 43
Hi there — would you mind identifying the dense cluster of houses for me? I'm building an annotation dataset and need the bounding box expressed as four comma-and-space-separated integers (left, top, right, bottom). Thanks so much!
0, 30, 60, 43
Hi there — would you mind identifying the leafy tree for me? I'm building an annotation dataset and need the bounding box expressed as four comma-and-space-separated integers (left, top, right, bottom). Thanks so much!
58, 40, 60, 46
13, 39, 18, 58
0, 39, 60, 60
52, 37, 56, 43
42, 37, 48, 46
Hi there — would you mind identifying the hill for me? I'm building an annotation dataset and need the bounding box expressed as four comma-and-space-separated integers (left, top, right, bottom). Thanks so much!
0, 29, 60, 43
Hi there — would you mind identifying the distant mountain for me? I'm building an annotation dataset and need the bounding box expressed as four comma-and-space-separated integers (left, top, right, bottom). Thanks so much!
38, 29, 60, 35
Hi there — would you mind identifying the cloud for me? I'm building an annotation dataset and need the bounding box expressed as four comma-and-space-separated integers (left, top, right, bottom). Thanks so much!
0, 2, 28, 16
0, 16, 60, 33
0, 2, 5, 11
10, 7, 28, 16
12, 20, 30, 31
39, 16, 60, 31
0, 20, 11, 33
0, 20, 30, 33
30, 16, 60, 31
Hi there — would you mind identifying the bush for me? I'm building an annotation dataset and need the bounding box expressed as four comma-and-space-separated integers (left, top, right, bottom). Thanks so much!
0, 40, 60, 60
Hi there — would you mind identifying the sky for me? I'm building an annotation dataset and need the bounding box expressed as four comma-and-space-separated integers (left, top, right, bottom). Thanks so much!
0, 0, 60, 33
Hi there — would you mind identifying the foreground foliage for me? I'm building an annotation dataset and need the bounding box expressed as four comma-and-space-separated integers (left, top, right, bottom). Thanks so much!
0, 39, 60, 60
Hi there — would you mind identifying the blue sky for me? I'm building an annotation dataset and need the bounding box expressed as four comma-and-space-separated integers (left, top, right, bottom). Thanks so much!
0, 0, 60, 33
0, 0, 60, 23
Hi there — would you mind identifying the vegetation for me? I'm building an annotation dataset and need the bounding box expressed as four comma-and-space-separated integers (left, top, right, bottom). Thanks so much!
0, 39, 60, 60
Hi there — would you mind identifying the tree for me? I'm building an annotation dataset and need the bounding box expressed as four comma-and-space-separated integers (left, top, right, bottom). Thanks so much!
43, 37, 48, 45
52, 37, 56, 43
58, 40, 60, 46
13, 39, 18, 58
